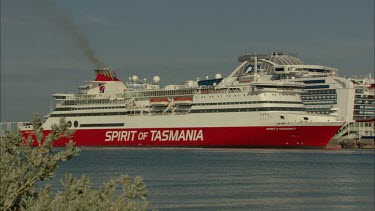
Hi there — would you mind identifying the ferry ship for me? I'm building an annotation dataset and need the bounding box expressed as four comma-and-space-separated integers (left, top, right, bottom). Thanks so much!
21, 61, 344, 148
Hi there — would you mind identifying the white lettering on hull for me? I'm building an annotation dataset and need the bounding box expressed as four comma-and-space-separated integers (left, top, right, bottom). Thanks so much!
266, 127, 297, 131
151, 130, 203, 141
105, 130, 204, 142
105, 131, 136, 142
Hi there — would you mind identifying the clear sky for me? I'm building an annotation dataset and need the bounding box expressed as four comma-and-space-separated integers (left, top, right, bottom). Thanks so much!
1, 0, 374, 121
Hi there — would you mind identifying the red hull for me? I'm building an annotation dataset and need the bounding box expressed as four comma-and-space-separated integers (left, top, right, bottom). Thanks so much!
22, 125, 341, 148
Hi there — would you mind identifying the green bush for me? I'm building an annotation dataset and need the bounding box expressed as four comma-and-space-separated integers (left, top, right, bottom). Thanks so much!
0, 114, 148, 210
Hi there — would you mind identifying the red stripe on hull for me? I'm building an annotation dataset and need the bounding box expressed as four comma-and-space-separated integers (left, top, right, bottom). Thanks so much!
22, 126, 341, 148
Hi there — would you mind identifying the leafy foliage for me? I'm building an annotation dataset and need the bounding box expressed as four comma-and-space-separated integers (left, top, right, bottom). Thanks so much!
0, 113, 148, 210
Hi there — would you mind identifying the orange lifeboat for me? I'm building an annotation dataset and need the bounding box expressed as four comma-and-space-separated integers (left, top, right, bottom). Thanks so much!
174, 97, 193, 105
150, 98, 169, 106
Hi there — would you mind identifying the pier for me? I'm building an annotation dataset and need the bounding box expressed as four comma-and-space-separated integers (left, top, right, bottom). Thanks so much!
332, 121, 375, 149
0, 122, 30, 138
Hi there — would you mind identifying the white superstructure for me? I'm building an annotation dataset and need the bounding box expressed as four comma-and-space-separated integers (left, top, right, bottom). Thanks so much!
238, 52, 375, 141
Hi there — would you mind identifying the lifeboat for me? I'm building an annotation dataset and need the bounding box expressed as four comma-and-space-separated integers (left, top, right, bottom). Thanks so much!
174, 97, 193, 105
150, 98, 169, 106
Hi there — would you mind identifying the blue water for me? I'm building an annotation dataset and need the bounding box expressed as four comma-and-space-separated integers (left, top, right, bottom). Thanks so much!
50, 148, 374, 210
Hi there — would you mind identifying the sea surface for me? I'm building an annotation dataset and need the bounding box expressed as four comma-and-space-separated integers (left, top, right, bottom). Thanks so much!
49, 148, 374, 210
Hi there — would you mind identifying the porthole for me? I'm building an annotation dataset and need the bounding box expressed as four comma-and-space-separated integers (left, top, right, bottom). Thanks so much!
67, 121, 72, 128
74, 121, 79, 128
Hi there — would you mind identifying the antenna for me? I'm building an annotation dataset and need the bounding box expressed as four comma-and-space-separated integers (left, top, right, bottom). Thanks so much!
254, 53, 258, 81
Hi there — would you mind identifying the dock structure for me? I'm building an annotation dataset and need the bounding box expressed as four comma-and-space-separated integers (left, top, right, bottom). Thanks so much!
332, 121, 375, 148
0, 122, 30, 138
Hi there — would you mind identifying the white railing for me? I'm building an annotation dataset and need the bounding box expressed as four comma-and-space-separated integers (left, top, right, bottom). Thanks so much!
334, 122, 375, 139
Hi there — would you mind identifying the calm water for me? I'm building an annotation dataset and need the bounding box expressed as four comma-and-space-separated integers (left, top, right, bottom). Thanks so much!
50, 148, 374, 210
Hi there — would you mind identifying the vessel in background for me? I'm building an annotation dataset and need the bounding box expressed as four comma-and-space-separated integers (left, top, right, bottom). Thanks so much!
238, 52, 374, 148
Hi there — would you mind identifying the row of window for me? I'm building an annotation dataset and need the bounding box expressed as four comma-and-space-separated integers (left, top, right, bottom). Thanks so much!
54, 96, 67, 99
302, 80, 326, 84
353, 108, 375, 112
192, 101, 303, 106
124, 88, 196, 98
355, 95, 375, 99
253, 85, 303, 89
301, 96, 336, 100
304, 85, 330, 89
190, 107, 305, 113
55, 106, 126, 111
51, 112, 127, 117
347, 122, 374, 127
196, 93, 268, 99
305, 108, 332, 111
354, 105, 375, 109
303, 90, 336, 95
353, 111, 375, 115
63, 99, 112, 106
304, 102, 336, 105
80, 123, 124, 128
152, 105, 190, 109
307, 111, 331, 114
355, 101, 375, 105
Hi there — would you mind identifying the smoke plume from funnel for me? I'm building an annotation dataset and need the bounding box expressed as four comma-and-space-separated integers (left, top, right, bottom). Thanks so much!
34, 0, 105, 68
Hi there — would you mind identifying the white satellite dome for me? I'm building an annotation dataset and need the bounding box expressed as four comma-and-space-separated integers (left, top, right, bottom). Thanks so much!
215, 73, 222, 79
153, 76, 161, 84
131, 75, 139, 82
